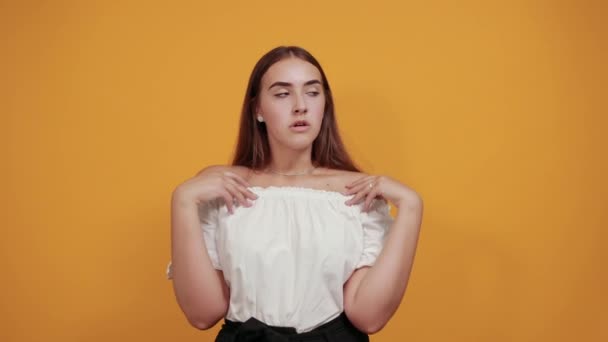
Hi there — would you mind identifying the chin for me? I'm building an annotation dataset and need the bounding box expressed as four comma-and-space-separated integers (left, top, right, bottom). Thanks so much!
287, 141, 315, 151
282, 137, 316, 150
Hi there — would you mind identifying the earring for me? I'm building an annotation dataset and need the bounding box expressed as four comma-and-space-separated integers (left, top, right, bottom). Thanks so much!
257, 115, 264, 123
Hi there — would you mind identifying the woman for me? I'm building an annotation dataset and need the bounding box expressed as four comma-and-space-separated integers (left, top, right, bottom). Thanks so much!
167, 46, 423, 341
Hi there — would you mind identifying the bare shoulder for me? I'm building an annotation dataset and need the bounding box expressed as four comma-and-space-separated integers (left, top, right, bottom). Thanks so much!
195, 164, 253, 178
318, 168, 370, 192
195, 164, 228, 176
229, 165, 254, 179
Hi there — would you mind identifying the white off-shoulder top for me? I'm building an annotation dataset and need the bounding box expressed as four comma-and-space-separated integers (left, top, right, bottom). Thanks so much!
166, 186, 394, 333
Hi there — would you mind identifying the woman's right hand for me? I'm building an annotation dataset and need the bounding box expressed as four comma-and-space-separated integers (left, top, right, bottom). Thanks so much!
172, 166, 258, 214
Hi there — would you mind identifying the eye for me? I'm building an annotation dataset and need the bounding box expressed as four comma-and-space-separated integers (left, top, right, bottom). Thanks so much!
274, 92, 289, 98
307, 91, 320, 96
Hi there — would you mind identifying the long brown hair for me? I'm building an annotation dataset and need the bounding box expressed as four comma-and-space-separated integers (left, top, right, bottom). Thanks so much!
231, 46, 361, 173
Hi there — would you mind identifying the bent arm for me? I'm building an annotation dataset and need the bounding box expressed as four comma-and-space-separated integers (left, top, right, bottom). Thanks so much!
169, 191, 229, 330
344, 195, 423, 334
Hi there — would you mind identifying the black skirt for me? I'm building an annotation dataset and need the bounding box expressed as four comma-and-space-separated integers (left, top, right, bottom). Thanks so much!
215, 311, 369, 342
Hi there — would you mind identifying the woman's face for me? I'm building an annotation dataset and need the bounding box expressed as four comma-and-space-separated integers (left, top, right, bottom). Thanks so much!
256, 57, 326, 151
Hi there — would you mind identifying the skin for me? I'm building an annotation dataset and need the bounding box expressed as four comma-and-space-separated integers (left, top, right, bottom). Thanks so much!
170, 56, 424, 334
256, 57, 325, 174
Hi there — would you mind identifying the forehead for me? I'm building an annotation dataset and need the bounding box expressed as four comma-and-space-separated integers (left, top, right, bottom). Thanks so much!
261, 57, 322, 86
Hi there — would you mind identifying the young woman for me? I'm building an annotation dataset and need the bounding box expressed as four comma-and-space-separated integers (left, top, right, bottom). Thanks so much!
167, 46, 423, 341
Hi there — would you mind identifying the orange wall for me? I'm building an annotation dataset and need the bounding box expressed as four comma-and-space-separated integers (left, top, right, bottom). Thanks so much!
1, 1, 606, 341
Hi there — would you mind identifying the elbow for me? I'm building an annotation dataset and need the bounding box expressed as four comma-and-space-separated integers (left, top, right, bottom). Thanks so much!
189, 312, 224, 330
345, 306, 387, 335
186, 303, 228, 330
191, 319, 217, 331
191, 319, 214, 331
359, 320, 387, 335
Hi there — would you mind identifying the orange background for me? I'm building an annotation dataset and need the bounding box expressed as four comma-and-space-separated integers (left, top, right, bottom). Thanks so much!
1, 1, 606, 341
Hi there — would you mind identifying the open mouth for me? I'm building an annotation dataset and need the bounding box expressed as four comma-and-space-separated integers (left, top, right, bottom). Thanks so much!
291, 120, 309, 127
290, 120, 311, 132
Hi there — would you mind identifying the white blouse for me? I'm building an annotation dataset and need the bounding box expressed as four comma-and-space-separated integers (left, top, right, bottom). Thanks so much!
166, 186, 394, 333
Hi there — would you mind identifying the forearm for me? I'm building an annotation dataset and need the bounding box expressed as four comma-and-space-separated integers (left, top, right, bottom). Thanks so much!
351, 200, 423, 332
170, 193, 229, 329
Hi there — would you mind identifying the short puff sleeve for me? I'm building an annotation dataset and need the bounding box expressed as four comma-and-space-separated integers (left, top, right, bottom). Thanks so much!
166, 198, 222, 279
355, 199, 394, 269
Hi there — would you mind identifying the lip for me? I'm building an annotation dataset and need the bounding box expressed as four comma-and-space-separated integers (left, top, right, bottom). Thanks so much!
289, 120, 310, 132
290, 125, 311, 132
290, 120, 310, 127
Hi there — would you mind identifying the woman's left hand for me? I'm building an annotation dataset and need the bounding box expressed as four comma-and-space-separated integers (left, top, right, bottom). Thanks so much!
343, 174, 421, 212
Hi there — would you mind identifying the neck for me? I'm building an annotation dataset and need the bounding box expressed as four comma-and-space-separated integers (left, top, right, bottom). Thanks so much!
266, 144, 315, 175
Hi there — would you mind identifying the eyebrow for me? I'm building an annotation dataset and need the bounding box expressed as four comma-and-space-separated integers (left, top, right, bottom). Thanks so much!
268, 80, 322, 90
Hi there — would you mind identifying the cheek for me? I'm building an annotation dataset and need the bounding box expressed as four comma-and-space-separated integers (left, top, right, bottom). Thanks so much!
264, 106, 288, 124
312, 96, 325, 109
311, 97, 326, 118
259, 99, 286, 118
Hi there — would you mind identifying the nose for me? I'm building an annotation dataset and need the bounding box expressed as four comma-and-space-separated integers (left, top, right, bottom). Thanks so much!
293, 94, 307, 114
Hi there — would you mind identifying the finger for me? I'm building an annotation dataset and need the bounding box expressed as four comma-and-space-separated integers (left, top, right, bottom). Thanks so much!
221, 183, 240, 210
234, 184, 257, 207
233, 183, 258, 201
345, 178, 374, 197
225, 177, 258, 201
363, 189, 380, 212
345, 175, 372, 188
345, 176, 368, 189
224, 172, 258, 200
344, 178, 371, 194
224, 171, 252, 189
345, 184, 372, 205
345, 192, 366, 206
224, 182, 250, 208
344, 182, 369, 202
219, 191, 235, 214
